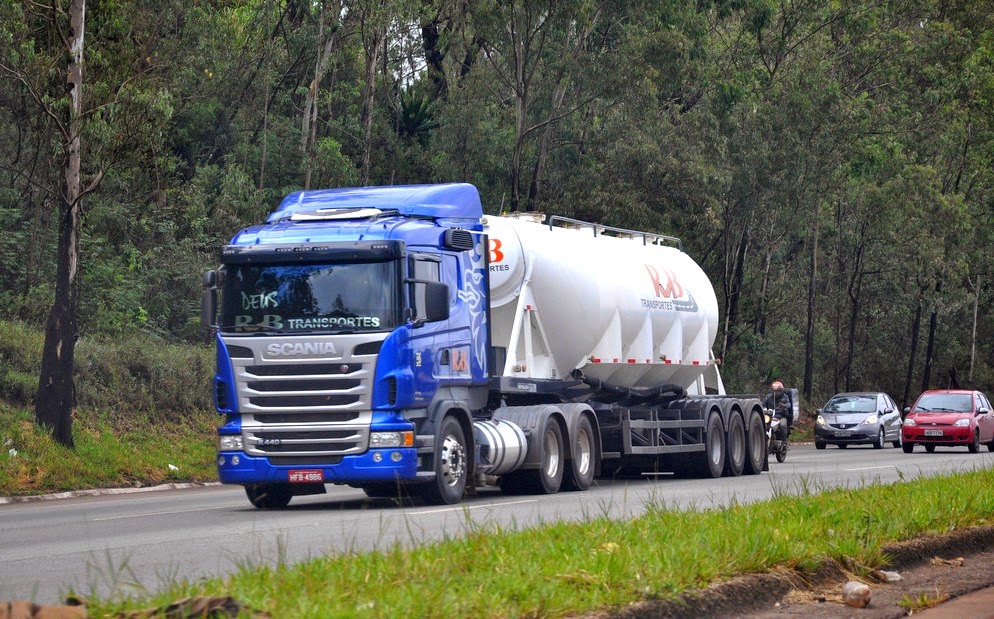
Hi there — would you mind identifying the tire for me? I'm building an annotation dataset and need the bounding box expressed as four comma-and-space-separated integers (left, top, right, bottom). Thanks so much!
838, 443, 848, 449
815, 441, 826, 450
873, 429, 884, 449
893, 432, 903, 449
421, 416, 468, 505
502, 416, 565, 494
987, 439, 994, 453
925, 444, 936, 453
743, 411, 766, 475
244, 484, 293, 509
968, 431, 981, 453
902, 442, 914, 454
723, 412, 746, 477
563, 415, 596, 491
775, 442, 788, 463
694, 411, 726, 478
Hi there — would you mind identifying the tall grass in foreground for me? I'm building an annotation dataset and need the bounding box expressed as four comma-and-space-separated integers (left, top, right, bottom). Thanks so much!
90, 469, 994, 618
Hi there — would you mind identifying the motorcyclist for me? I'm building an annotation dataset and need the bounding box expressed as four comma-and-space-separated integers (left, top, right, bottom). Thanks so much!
763, 380, 791, 443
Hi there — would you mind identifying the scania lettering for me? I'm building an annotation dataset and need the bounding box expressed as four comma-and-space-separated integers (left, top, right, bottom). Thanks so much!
202, 183, 768, 508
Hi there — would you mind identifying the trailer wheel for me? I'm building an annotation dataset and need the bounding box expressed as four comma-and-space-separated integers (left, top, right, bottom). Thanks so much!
421, 416, 468, 505
563, 415, 596, 491
501, 417, 565, 495
677, 411, 727, 479
723, 412, 746, 477
743, 411, 766, 475
244, 484, 292, 509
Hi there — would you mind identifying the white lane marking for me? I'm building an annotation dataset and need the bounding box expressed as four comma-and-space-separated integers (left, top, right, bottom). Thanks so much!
405, 499, 536, 515
92, 507, 220, 521
845, 466, 897, 471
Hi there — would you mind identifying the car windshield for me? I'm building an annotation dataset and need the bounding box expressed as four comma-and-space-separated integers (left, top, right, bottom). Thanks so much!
218, 261, 402, 334
912, 393, 972, 413
824, 395, 876, 414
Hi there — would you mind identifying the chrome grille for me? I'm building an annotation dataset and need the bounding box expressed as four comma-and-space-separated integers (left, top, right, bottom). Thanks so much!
222, 334, 385, 457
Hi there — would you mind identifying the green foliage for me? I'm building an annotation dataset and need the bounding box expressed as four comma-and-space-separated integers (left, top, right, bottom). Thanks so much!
0, 320, 214, 415
0, 0, 990, 400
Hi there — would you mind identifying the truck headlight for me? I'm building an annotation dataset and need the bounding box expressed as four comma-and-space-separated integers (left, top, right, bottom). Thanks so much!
861, 415, 878, 425
954, 418, 970, 427
218, 435, 243, 451
369, 431, 413, 448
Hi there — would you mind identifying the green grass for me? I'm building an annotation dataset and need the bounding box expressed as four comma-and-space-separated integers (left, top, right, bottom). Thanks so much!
80, 469, 994, 618
0, 401, 217, 495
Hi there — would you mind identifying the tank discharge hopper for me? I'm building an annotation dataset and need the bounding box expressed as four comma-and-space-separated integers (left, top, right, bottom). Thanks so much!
485, 215, 722, 395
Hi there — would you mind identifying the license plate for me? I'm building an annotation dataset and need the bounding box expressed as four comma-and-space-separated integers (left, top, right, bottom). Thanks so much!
924, 429, 944, 437
834, 431, 852, 437
288, 469, 324, 483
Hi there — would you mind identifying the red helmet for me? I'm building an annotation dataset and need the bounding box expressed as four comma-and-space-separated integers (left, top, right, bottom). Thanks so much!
771, 380, 784, 390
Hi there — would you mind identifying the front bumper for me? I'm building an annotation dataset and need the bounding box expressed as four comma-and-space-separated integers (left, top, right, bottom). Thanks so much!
814, 425, 879, 444
902, 426, 972, 445
217, 447, 419, 484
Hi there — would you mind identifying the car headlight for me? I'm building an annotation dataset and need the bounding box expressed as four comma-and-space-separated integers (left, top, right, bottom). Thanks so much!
954, 418, 970, 427
816, 415, 826, 427
861, 415, 878, 425
218, 435, 243, 451
903, 418, 916, 427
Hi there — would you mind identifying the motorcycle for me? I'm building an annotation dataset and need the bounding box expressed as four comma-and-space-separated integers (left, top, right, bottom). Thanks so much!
765, 408, 790, 463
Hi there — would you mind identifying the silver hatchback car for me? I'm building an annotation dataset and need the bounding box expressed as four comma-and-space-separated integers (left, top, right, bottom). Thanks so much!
815, 392, 903, 449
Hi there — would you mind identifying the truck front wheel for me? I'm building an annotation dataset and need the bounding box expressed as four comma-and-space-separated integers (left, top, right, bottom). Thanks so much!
421, 416, 468, 505
244, 484, 293, 509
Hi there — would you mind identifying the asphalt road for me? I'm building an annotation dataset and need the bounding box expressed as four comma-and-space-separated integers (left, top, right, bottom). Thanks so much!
2, 443, 992, 605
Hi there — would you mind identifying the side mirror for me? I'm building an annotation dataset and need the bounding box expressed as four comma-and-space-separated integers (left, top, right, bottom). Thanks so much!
903, 406, 911, 414
815, 408, 822, 415
201, 270, 217, 330
423, 281, 449, 322
976, 408, 989, 416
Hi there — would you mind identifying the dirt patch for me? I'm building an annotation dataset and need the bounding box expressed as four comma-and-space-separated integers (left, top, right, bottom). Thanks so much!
584, 526, 994, 618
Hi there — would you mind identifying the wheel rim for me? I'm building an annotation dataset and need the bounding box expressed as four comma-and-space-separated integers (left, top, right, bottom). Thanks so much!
440, 433, 466, 488
708, 424, 722, 466
574, 427, 591, 477
544, 428, 561, 478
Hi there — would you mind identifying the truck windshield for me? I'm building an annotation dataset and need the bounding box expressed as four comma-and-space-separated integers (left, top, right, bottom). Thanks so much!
218, 261, 401, 334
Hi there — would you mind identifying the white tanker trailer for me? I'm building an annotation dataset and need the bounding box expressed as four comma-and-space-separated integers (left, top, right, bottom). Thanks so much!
204, 184, 769, 508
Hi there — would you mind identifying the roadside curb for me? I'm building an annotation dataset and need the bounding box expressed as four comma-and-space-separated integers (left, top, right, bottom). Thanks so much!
0, 481, 221, 505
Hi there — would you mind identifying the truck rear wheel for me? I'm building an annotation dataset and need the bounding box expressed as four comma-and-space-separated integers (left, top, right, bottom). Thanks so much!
421, 416, 468, 505
743, 411, 766, 475
723, 412, 745, 477
501, 417, 565, 494
244, 484, 292, 509
563, 415, 595, 491
694, 411, 726, 479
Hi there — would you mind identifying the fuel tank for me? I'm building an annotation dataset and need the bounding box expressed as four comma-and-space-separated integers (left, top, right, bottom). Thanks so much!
484, 215, 720, 392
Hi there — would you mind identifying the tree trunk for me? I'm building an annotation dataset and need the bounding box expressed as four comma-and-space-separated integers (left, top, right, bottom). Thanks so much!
722, 225, 749, 361
361, 29, 382, 185
921, 280, 941, 392
902, 298, 923, 409
968, 274, 979, 382
35, 0, 86, 449
803, 201, 819, 400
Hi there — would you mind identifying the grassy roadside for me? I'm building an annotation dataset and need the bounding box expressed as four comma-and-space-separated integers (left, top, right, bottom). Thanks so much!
0, 401, 217, 495
79, 468, 994, 618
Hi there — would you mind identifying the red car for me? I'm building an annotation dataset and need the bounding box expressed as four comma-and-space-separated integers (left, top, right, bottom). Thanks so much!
902, 390, 994, 453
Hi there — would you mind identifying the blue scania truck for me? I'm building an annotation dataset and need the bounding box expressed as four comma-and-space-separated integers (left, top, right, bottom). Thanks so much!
202, 183, 767, 507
